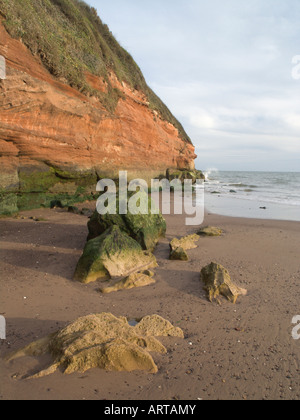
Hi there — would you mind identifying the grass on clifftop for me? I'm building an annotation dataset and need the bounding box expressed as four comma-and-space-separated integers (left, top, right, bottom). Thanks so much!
0, 0, 191, 143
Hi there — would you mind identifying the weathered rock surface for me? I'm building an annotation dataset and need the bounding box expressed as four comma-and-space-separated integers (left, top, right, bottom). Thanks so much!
200, 262, 247, 304
134, 315, 184, 338
169, 234, 199, 261
0, 20, 196, 214
169, 247, 189, 261
99, 271, 156, 294
5, 313, 184, 377
198, 227, 223, 237
167, 168, 205, 184
74, 226, 157, 284
87, 194, 167, 251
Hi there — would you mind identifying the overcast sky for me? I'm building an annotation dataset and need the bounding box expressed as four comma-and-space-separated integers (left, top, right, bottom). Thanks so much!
89, 0, 300, 172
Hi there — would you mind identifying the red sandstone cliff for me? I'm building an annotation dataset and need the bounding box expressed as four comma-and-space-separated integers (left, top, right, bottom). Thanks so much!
0, 20, 196, 188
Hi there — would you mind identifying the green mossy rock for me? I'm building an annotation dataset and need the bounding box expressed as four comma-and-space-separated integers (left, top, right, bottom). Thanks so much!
87, 194, 166, 252
167, 168, 205, 184
18, 167, 58, 193
74, 226, 157, 284
170, 247, 189, 261
200, 262, 247, 304
0, 164, 98, 215
134, 315, 185, 338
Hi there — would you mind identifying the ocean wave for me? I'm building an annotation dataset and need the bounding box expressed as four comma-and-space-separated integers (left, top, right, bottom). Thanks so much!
203, 168, 219, 180
204, 191, 300, 207
228, 183, 249, 188
201, 171, 300, 220
201, 171, 300, 208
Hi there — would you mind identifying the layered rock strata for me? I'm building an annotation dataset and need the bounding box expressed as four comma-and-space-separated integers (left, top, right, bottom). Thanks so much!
0, 21, 196, 214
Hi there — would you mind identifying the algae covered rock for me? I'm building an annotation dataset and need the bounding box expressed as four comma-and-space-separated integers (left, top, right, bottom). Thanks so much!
134, 315, 185, 338
169, 234, 199, 261
170, 247, 189, 261
87, 193, 166, 252
99, 271, 156, 294
5, 313, 184, 378
198, 226, 223, 237
0, 193, 18, 215
167, 168, 205, 184
74, 225, 157, 284
200, 262, 247, 304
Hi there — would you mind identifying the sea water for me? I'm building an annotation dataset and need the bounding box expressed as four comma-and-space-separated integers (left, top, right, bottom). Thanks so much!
200, 170, 300, 222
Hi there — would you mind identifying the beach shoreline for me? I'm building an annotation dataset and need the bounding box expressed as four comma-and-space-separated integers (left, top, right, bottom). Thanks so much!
204, 192, 300, 223
0, 203, 299, 400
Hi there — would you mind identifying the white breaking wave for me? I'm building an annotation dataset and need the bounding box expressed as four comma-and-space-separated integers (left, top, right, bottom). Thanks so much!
200, 171, 300, 208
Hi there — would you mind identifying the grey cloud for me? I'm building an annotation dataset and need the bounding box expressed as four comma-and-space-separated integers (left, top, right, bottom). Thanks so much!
90, 0, 300, 171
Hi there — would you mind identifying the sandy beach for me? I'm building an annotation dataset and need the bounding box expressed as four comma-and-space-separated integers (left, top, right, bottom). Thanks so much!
0, 202, 299, 400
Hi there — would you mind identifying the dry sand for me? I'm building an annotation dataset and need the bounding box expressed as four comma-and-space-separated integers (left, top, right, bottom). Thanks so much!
0, 202, 299, 400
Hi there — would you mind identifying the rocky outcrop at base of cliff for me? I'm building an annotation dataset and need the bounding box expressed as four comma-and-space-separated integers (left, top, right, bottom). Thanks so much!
0, 19, 197, 214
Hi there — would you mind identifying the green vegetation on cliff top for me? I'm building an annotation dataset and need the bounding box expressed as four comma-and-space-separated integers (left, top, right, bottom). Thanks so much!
0, 0, 191, 143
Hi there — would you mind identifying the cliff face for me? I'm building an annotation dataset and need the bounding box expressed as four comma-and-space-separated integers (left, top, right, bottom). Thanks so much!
0, 1, 196, 214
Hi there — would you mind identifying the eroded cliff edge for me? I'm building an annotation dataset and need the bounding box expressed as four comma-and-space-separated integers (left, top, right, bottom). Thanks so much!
0, 0, 197, 214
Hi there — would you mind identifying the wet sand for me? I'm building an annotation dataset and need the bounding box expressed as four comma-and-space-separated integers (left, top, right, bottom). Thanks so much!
0, 203, 299, 400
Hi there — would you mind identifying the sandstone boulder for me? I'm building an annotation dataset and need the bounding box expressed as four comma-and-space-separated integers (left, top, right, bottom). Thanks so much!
169, 247, 189, 261
5, 313, 184, 378
169, 234, 199, 261
99, 271, 156, 294
200, 262, 247, 304
74, 225, 157, 284
198, 226, 223, 237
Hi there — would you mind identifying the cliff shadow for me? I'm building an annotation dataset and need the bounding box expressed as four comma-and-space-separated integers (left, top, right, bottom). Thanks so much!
0, 218, 88, 250
0, 247, 80, 279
